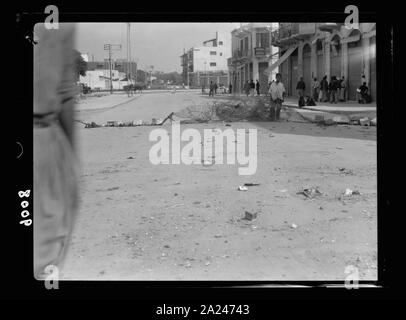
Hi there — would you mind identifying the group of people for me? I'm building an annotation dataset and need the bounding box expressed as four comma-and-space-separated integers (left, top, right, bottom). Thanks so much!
243, 79, 261, 96
309, 75, 347, 104
206, 81, 234, 96
309, 75, 371, 104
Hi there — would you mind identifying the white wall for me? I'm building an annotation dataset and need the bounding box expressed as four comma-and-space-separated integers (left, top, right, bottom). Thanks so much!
191, 32, 231, 73
80, 69, 122, 90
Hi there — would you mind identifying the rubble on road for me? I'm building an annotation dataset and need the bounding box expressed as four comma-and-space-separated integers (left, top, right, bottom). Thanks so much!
77, 112, 173, 129
338, 167, 354, 175
243, 211, 258, 221
332, 115, 350, 124
359, 117, 371, 126
297, 187, 322, 199
344, 189, 361, 196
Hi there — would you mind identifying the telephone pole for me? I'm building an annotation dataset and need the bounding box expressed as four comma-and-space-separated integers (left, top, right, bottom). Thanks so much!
127, 23, 131, 82
104, 44, 122, 94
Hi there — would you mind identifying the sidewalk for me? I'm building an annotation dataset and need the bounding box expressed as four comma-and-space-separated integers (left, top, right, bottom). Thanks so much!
283, 97, 376, 113
282, 97, 376, 123
75, 92, 140, 112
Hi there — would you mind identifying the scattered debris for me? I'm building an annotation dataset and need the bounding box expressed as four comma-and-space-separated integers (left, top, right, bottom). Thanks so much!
359, 117, 371, 126
344, 189, 361, 196
290, 223, 298, 229
332, 115, 350, 124
244, 183, 260, 186
339, 167, 354, 175
243, 211, 258, 221
297, 187, 322, 199
238, 186, 248, 191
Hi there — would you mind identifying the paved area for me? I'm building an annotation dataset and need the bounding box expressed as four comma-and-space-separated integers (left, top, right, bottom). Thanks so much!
64, 91, 377, 280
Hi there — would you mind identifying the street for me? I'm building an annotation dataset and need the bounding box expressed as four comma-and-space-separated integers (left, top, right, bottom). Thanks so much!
62, 91, 377, 280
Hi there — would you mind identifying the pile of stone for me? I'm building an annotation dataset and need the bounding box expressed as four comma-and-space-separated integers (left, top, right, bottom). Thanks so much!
314, 114, 376, 126
81, 118, 165, 129
175, 97, 272, 123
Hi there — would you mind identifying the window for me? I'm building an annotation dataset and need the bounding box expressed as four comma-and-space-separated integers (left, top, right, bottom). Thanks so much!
210, 62, 216, 67
219, 41, 223, 45
210, 51, 216, 55
256, 33, 269, 48
220, 52, 223, 56
244, 37, 249, 51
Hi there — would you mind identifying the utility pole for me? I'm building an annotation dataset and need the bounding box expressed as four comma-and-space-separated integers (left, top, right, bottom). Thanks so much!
104, 44, 122, 94
127, 23, 132, 83
187, 56, 189, 88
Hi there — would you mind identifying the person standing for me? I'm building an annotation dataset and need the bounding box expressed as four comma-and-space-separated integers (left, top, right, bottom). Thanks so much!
339, 76, 347, 102
34, 23, 79, 279
312, 77, 320, 102
209, 81, 214, 97
249, 79, 255, 96
296, 77, 306, 107
269, 73, 286, 121
320, 76, 329, 102
244, 80, 250, 96
229, 83, 232, 94
329, 76, 338, 103
255, 79, 260, 96
214, 82, 218, 95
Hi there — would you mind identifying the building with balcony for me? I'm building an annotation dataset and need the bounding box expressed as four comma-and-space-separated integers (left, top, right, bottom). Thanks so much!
228, 23, 279, 94
271, 23, 376, 101
180, 32, 231, 88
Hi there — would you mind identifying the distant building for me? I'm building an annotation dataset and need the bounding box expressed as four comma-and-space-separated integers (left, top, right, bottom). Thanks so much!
79, 69, 130, 91
228, 23, 279, 94
271, 23, 376, 101
180, 32, 231, 87
86, 59, 138, 80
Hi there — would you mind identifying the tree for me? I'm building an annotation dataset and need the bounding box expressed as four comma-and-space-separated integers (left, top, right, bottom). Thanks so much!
73, 49, 87, 81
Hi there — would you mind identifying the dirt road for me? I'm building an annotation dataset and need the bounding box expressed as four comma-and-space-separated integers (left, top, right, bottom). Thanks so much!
62, 92, 377, 280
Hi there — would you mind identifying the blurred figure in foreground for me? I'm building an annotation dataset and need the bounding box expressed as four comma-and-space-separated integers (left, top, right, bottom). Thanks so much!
33, 23, 79, 279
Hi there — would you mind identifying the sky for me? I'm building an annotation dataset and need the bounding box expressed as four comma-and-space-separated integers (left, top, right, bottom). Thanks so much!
75, 23, 241, 73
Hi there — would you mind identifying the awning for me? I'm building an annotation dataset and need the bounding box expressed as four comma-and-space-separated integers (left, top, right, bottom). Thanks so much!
264, 45, 297, 75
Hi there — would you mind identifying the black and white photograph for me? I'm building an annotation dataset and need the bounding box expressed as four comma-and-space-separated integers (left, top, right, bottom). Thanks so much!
30, 19, 380, 283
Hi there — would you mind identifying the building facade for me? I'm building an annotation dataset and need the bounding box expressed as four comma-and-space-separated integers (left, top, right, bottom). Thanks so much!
80, 69, 131, 91
272, 23, 376, 101
86, 59, 138, 79
180, 32, 231, 88
228, 23, 279, 95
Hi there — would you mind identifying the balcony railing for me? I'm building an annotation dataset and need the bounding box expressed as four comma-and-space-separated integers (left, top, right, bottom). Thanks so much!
271, 23, 316, 47
254, 47, 270, 56
317, 23, 343, 32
